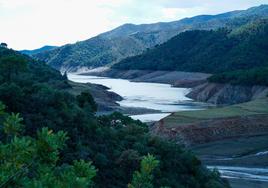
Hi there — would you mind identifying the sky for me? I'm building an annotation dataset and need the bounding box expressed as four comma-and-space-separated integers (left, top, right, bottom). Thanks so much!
0, 0, 268, 50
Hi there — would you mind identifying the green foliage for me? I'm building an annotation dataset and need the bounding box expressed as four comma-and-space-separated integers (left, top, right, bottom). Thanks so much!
115, 19, 268, 87
3, 113, 24, 140
208, 67, 268, 86
77, 91, 98, 112
128, 154, 159, 188
0, 47, 229, 187
0, 55, 27, 82
0, 112, 96, 188
34, 5, 268, 71
36, 127, 68, 165
0, 102, 6, 117
114, 19, 268, 75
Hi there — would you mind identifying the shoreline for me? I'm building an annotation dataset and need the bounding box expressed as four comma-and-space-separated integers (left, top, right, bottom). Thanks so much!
68, 73, 268, 187
67, 80, 162, 116
77, 68, 211, 88
67, 73, 208, 121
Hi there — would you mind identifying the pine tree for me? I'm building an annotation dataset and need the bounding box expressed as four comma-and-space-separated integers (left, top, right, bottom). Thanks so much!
0, 110, 97, 188
128, 154, 159, 188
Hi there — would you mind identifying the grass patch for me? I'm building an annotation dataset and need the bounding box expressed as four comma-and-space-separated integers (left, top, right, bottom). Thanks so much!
163, 98, 268, 127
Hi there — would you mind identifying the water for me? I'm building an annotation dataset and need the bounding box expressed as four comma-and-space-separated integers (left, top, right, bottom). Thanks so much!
68, 74, 205, 122
207, 166, 268, 182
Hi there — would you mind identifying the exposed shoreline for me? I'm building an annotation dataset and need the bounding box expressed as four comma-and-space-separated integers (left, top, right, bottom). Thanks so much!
78, 67, 211, 88
78, 68, 268, 107
67, 80, 161, 116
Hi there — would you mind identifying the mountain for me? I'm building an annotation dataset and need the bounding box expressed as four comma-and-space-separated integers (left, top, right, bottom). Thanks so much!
113, 19, 268, 74
20, 45, 57, 55
34, 5, 268, 72
99, 4, 268, 39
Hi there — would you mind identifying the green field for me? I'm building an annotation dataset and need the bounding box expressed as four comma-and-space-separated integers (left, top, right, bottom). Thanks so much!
163, 98, 268, 128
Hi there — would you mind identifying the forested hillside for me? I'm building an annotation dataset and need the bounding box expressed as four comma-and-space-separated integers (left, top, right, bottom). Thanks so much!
0, 47, 229, 187
114, 19, 268, 85
208, 67, 268, 86
20, 45, 57, 56
34, 5, 268, 71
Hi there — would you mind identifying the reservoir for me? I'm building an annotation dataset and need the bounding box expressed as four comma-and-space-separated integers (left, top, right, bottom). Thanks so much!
68, 74, 205, 122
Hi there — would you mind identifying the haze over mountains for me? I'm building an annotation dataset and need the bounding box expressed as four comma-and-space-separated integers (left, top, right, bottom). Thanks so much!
20, 45, 57, 56
33, 5, 268, 72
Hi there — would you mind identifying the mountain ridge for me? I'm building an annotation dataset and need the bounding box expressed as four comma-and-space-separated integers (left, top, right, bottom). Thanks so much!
34, 5, 268, 72
113, 19, 268, 74
21, 45, 57, 55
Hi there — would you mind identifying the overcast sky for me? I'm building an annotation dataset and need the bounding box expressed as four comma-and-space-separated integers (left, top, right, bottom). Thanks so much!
1, 0, 268, 50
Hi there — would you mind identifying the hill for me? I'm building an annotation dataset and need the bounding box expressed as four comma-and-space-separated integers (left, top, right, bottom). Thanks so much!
208, 67, 268, 86
0, 47, 229, 187
34, 5, 268, 72
114, 19, 268, 74
20, 45, 57, 55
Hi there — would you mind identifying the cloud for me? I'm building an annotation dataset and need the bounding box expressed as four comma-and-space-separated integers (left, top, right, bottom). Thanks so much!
0, 0, 267, 50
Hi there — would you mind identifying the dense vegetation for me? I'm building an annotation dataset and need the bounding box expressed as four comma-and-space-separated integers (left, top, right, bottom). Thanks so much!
34, 5, 268, 71
114, 19, 268, 74
113, 19, 268, 86
0, 104, 162, 187
0, 107, 97, 188
208, 67, 268, 86
0, 47, 229, 187
20, 45, 57, 56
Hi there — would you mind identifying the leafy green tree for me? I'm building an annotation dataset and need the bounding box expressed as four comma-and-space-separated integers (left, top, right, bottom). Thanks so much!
76, 91, 97, 112
0, 112, 97, 188
208, 67, 268, 86
0, 101, 6, 118
3, 113, 24, 141
0, 55, 27, 82
128, 154, 159, 188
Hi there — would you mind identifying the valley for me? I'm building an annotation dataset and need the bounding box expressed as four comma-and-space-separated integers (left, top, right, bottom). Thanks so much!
2, 3, 268, 188
67, 73, 208, 122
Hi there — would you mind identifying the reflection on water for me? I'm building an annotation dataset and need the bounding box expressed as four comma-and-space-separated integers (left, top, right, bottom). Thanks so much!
68, 74, 205, 122
130, 113, 171, 123
207, 166, 268, 182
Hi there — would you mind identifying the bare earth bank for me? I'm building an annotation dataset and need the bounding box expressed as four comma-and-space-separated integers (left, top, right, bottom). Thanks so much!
78, 68, 211, 87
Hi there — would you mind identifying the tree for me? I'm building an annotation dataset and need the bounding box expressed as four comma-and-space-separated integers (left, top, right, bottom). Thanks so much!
0, 47, 230, 188
0, 55, 27, 82
0, 112, 97, 188
128, 154, 159, 188
3, 113, 24, 141
0, 43, 7, 48
76, 91, 97, 112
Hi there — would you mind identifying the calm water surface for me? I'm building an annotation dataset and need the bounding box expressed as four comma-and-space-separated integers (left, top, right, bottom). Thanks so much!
68, 74, 205, 122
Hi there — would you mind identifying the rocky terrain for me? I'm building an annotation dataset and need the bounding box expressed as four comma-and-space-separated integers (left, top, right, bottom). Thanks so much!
82, 68, 268, 106
67, 81, 159, 115
151, 98, 268, 188
152, 114, 268, 146
187, 83, 268, 105
151, 98, 268, 145
81, 68, 211, 87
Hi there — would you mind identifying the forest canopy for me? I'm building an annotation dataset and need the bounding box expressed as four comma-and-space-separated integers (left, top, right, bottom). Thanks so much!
113, 19, 268, 86
0, 47, 229, 187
